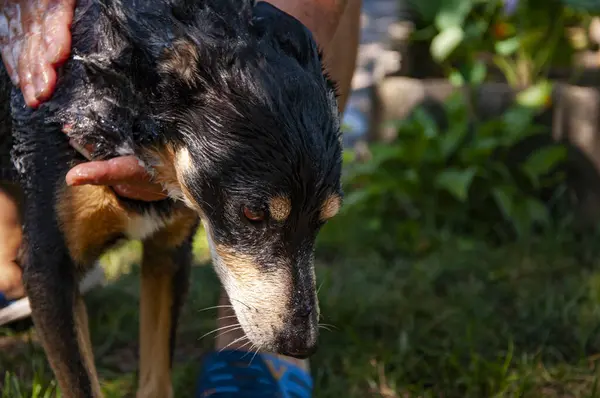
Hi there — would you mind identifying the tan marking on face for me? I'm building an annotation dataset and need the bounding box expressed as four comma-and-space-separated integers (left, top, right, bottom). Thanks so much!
159, 39, 199, 85
320, 194, 341, 221
142, 145, 180, 199
268, 195, 291, 222
173, 147, 207, 215
212, 243, 291, 345
175, 147, 193, 175
215, 245, 262, 280
141, 145, 204, 215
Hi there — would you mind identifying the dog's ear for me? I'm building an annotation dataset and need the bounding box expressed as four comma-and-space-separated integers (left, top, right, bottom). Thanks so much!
251, 2, 322, 74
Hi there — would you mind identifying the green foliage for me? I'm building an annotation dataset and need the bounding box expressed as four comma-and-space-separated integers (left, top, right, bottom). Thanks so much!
2, 362, 59, 398
561, 0, 600, 12
409, 0, 596, 89
322, 93, 568, 255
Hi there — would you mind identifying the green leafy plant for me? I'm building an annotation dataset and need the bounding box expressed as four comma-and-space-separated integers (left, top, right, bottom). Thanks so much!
408, 0, 597, 97
322, 92, 568, 255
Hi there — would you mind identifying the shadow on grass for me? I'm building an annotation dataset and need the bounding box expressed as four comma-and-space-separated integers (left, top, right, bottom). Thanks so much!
3, 238, 600, 397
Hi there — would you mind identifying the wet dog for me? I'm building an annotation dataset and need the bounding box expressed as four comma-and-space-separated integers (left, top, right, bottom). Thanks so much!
0, 0, 343, 396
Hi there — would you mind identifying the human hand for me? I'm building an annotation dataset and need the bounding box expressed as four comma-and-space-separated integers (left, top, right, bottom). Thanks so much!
0, 0, 168, 202
0, 0, 75, 108
66, 156, 168, 201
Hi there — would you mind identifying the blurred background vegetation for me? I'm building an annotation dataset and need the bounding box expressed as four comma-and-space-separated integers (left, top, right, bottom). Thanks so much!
330, 0, 600, 257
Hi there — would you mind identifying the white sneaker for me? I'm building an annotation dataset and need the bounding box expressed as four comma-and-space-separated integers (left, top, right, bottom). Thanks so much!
0, 264, 105, 327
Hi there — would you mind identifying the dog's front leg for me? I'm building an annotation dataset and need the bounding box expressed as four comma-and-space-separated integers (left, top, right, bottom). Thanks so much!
21, 180, 104, 398
137, 212, 197, 398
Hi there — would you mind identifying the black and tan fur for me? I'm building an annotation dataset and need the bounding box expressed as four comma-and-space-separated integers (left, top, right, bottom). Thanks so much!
0, 0, 343, 396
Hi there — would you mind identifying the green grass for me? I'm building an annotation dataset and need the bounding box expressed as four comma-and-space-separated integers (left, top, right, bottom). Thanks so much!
4, 230, 600, 397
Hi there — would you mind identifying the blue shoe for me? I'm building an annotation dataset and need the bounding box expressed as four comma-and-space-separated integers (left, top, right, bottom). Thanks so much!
196, 350, 313, 397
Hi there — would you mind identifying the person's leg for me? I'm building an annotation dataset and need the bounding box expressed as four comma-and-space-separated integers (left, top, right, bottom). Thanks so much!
322, 0, 362, 113
0, 188, 24, 300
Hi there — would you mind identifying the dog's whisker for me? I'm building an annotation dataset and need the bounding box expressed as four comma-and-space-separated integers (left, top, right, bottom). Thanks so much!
317, 323, 340, 332
237, 340, 253, 352
316, 280, 325, 295
241, 345, 254, 359
229, 297, 255, 311
143, 188, 170, 198
216, 314, 239, 322
219, 335, 250, 353
197, 305, 234, 313
198, 323, 241, 340
214, 326, 244, 340
236, 341, 255, 359
319, 322, 338, 330
249, 344, 262, 365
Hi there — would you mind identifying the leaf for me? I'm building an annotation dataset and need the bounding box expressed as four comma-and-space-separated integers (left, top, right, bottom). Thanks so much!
501, 106, 539, 146
464, 19, 489, 40
359, 144, 401, 171
413, 107, 439, 138
522, 145, 567, 182
460, 138, 498, 163
434, 167, 477, 202
495, 36, 520, 56
406, 0, 443, 23
492, 186, 514, 222
516, 80, 553, 109
468, 61, 487, 85
440, 122, 468, 160
525, 197, 550, 226
492, 54, 519, 87
434, 0, 474, 30
509, 196, 550, 238
449, 69, 465, 86
431, 26, 465, 62
471, 136, 502, 152
444, 91, 469, 117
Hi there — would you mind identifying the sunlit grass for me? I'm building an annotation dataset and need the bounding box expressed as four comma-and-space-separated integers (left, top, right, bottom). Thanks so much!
4, 232, 600, 397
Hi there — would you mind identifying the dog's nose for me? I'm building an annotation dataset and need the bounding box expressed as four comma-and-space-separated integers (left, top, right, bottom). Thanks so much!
283, 343, 318, 359
278, 334, 318, 359
291, 303, 313, 324
276, 307, 318, 358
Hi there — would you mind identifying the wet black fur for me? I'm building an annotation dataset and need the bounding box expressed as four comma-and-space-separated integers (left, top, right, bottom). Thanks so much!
1, 0, 342, 392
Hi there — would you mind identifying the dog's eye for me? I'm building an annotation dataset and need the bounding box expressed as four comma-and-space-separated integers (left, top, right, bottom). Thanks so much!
242, 206, 265, 223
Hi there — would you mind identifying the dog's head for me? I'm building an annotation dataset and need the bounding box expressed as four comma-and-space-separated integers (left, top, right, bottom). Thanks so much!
143, 1, 343, 357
